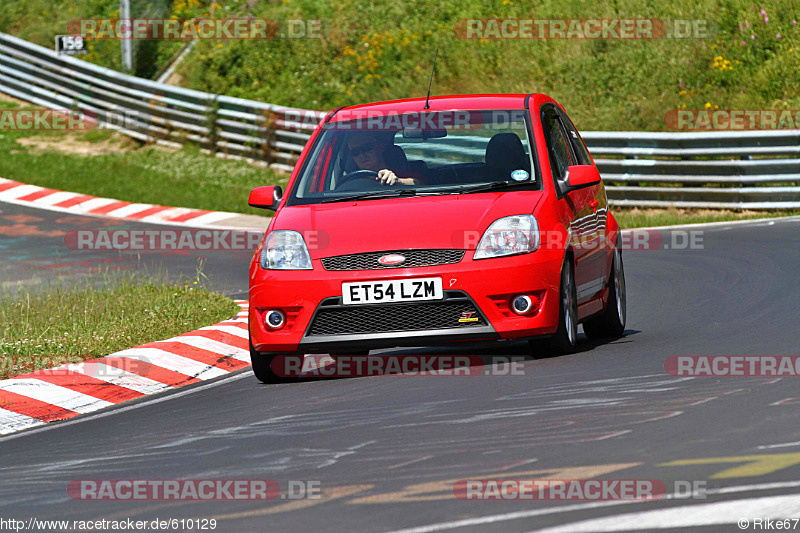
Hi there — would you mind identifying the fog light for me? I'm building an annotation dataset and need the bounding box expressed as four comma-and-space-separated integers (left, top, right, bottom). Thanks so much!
512, 295, 533, 315
265, 310, 285, 329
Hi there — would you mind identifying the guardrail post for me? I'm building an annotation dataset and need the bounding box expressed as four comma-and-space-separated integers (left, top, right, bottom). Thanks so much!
261, 109, 276, 164
205, 96, 220, 154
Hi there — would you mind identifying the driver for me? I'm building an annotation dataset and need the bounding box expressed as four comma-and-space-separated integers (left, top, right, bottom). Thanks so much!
346, 132, 420, 186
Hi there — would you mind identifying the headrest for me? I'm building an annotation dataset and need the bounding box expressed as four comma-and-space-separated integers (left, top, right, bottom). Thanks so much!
485, 133, 529, 177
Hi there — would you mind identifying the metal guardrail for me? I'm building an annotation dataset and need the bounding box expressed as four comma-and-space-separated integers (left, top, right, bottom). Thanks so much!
1, 32, 799, 208
582, 131, 800, 209
0, 32, 323, 172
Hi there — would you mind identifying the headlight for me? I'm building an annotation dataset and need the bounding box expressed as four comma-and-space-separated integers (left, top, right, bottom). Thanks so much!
474, 215, 539, 260
260, 230, 313, 270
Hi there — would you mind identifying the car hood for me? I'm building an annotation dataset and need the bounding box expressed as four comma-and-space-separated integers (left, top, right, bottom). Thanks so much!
271, 191, 543, 258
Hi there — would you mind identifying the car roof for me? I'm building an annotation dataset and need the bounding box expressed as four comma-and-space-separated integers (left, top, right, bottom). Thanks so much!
328, 94, 547, 122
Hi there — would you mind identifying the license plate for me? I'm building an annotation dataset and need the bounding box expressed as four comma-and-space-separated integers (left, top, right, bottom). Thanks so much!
342, 277, 443, 305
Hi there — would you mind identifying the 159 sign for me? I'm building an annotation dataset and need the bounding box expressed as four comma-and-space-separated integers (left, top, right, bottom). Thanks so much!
55, 35, 86, 55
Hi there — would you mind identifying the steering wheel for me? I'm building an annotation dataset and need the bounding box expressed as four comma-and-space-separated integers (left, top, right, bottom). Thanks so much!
336, 170, 384, 191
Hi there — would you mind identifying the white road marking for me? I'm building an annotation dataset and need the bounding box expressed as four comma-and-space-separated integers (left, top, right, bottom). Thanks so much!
0, 184, 42, 200
169, 336, 250, 361
103, 202, 157, 218
111, 348, 229, 379
58, 363, 170, 395
0, 408, 45, 435
388, 456, 434, 470
30, 191, 81, 206
0, 379, 113, 414
71, 197, 120, 213
757, 441, 800, 450
387, 481, 800, 533
532, 494, 800, 532
0, 372, 252, 442
180, 211, 239, 225
198, 325, 248, 339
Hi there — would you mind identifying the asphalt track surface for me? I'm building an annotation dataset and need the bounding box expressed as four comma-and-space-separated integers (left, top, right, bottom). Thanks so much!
0, 202, 262, 297
1, 200, 800, 532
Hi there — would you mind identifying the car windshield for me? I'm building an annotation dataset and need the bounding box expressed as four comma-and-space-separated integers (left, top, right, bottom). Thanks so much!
285, 109, 538, 206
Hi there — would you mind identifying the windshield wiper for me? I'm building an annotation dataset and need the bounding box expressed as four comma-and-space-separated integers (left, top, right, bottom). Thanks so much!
457, 180, 536, 195
322, 188, 418, 204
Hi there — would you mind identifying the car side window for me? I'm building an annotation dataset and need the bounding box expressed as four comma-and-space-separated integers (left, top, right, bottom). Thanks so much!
541, 109, 576, 193
558, 111, 592, 166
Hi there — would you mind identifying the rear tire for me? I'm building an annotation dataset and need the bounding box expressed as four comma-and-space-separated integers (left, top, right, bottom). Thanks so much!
583, 245, 626, 340
529, 257, 578, 357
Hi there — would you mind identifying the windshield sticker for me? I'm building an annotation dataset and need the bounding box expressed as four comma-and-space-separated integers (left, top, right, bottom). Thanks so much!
510, 169, 530, 182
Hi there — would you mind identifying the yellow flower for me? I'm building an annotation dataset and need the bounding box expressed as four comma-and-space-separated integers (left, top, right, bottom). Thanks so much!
704, 102, 712, 109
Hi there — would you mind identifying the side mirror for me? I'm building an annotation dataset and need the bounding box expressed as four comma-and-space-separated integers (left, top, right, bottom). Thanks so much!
248, 185, 283, 211
564, 165, 601, 190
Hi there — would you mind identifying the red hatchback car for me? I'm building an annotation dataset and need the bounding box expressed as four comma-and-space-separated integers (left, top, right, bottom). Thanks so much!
248, 94, 626, 383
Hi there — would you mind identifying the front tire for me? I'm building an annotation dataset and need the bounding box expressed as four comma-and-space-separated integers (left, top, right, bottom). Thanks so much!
583, 245, 626, 339
529, 257, 578, 357
250, 340, 294, 384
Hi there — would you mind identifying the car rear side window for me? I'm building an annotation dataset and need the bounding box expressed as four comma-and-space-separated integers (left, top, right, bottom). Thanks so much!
558, 112, 592, 166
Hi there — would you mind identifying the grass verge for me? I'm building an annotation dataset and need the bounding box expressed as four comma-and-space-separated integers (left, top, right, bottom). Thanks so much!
0, 270, 240, 380
614, 207, 800, 228
0, 101, 287, 216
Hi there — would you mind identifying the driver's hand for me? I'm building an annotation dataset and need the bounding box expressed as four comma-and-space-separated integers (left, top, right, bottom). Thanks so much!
377, 169, 401, 186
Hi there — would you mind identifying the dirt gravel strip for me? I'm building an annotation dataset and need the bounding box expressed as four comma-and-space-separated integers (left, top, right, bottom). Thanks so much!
0, 300, 250, 436
0, 177, 268, 230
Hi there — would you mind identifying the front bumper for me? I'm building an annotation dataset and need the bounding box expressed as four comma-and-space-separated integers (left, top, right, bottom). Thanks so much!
249, 247, 564, 354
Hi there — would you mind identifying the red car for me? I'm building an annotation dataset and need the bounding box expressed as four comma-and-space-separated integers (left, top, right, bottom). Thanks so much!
247, 94, 626, 383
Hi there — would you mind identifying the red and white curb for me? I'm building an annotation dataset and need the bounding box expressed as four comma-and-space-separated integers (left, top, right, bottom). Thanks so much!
0, 177, 249, 228
0, 301, 251, 436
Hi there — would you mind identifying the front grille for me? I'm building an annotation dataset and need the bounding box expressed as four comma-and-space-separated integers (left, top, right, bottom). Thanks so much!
307, 292, 486, 336
321, 249, 465, 271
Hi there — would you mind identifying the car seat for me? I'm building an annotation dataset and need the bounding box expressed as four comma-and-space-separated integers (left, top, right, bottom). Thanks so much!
485, 132, 530, 181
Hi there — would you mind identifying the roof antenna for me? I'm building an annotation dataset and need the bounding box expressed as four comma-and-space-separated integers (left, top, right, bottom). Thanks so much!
423, 48, 439, 110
